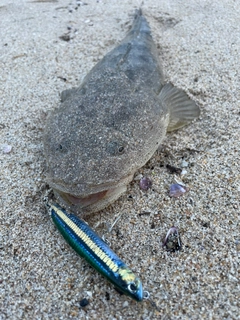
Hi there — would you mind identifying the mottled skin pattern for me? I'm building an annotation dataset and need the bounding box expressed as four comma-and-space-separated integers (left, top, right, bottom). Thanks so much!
44, 11, 199, 214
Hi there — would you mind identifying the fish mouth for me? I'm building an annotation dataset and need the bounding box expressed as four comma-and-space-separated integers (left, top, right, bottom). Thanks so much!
59, 189, 109, 208
53, 184, 128, 214
51, 173, 134, 213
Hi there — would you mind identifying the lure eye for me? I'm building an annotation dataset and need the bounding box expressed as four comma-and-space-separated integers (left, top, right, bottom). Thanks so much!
128, 283, 137, 293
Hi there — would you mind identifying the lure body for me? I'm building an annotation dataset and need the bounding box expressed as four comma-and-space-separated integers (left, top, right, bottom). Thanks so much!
50, 203, 143, 301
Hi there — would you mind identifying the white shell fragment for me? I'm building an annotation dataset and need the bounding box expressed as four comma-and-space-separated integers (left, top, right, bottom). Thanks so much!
181, 160, 189, 167
2, 144, 12, 154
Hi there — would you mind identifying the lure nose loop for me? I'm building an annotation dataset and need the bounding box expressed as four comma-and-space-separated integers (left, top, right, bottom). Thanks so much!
143, 290, 150, 299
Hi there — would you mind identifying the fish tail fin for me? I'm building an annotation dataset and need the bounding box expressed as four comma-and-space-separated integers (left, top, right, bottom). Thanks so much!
127, 9, 151, 40
159, 83, 200, 132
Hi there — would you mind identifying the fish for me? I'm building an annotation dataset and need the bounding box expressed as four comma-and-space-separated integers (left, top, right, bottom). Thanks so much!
44, 9, 200, 214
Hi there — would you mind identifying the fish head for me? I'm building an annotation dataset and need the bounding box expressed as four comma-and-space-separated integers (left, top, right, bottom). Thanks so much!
44, 71, 168, 214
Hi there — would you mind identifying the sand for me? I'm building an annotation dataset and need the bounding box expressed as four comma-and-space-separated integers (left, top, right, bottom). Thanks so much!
0, 0, 239, 319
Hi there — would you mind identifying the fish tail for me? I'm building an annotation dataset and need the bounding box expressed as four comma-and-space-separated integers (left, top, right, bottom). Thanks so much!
129, 9, 152, 39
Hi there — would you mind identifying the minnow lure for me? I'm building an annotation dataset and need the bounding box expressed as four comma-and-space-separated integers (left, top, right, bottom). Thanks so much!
49, 202, 144, 301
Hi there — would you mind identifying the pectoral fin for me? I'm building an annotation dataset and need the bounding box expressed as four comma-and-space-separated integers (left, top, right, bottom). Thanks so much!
159, 83, 200, 132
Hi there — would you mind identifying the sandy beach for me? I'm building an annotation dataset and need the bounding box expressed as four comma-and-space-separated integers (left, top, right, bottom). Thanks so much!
0, 0, 239, 319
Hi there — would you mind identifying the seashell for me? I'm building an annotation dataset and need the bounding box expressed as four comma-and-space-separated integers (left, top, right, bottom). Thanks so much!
162, 226, 182, 252
169, 183, 188, 197
139, 177, 152, 191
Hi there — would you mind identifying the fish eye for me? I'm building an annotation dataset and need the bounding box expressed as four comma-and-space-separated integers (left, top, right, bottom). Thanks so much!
128, 283, 137, 293
118, 146, 124, 154
107, 141, 125, 156
55, 141, 70, 153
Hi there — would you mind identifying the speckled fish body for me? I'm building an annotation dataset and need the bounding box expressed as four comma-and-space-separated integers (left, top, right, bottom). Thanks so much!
50, 203, 143, 301
44, 10, 200, 213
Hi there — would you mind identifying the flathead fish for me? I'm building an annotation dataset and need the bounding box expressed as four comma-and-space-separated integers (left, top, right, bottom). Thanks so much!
44, 10, 200, 214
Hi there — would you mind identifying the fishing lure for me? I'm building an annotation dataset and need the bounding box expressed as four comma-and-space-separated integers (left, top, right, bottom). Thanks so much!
49, 202, 145, 301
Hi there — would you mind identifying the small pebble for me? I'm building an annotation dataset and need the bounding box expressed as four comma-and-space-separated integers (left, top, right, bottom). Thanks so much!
2, 144, 12, 154
166, 164, 182, 174
181, 160, 189, 168
59, 34, 71, 42
139, 177, 152, 191
86, 291, 92, 298
169, 183, 188, 197
122, 301, 129, 308
79, 298, 89, 308
134, 174, 143, 180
